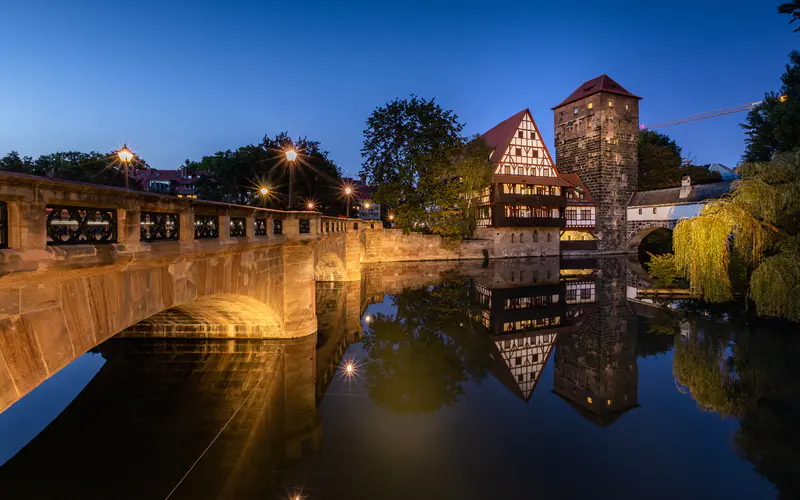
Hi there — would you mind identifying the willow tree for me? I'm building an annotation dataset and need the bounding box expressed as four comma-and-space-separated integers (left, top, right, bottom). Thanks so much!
673, 151, 800, 321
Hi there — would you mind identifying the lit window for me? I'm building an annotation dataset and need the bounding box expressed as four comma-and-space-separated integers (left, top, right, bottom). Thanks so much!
588, 102, 593, 110
515, 147, 522, 156
607, 399, 612, 406
608, 100, 614, 108
625, 104, 630, 111
574, 107, 579, 114
587, 396, 593, 404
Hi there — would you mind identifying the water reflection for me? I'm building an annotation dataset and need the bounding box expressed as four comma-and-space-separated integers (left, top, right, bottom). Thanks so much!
0, 257, 797, 498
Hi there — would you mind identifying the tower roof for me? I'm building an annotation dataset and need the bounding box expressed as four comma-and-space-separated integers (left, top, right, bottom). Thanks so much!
552, 74, 642, 109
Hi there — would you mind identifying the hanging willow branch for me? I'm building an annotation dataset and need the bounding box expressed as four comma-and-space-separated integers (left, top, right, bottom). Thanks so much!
673, 151, 800, 318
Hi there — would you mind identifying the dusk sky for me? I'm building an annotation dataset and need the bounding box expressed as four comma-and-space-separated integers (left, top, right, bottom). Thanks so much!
1, 0, 796, 177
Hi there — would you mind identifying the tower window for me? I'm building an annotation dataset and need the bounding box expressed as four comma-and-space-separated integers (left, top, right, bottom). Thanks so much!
515, 148, 522, 156
653, 207, 657, 214
588, 102, 593, 110
638, 208, 642, 215
625, 103, 630, 111
574, 107, 579, 114
531, 131, 536, 139
608, 100, 614, 108
518, 130, 523, 138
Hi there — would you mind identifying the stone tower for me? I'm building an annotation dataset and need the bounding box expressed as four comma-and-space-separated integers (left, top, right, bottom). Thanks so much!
553, 75, 641, 253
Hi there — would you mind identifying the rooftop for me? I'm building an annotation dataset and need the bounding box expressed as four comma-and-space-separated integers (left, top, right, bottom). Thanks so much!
553, 74, 642, 109
629, 180, 735, 207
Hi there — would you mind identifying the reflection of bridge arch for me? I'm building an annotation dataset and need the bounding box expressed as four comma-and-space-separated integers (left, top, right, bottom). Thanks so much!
315, 252, 347, 282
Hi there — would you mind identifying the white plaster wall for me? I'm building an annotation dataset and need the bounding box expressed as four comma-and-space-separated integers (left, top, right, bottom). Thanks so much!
627, 202, 704, 222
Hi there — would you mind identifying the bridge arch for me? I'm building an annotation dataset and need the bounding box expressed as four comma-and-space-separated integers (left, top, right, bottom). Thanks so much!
626, 220, 676, 252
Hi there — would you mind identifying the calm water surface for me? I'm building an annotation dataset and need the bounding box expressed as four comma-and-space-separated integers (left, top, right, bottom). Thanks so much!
0, 258, 797, 499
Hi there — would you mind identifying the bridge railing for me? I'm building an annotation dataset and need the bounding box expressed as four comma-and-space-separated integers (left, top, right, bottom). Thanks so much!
0, 171, 373, 266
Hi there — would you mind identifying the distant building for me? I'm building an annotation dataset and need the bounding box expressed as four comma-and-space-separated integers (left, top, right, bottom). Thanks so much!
706, 163, 738, 180
136, 164, 200, 198
342, 176, 380, 220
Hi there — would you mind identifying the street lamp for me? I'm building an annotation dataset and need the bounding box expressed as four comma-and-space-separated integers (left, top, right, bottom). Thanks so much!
117, 144, 134, 191
285, 148, 298, 209
307, 202, 315, 210
259, 186, 269, 196
344, 186, 353, 218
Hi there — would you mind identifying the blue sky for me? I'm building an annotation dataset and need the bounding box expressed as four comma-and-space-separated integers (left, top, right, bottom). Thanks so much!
0, 0, 796, 177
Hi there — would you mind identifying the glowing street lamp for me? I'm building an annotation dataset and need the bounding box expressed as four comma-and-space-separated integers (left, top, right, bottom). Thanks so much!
259, 186, 269, 196
364, 202, 371, 209
285, 148, 298, 209
307, 202, 315, 210
343, 186, 354, 218
117, 144, 134, 191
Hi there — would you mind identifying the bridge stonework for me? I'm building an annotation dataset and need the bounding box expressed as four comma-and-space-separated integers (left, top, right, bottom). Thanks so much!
625, 219, 676, 250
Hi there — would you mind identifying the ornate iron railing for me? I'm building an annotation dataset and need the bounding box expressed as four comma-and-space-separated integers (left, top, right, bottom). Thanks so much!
46, 205, 117, 245
230, 217, 246, 237
254, 218, 267, 236
299, 219, 310, 234
140, 211, 179, 242
0, 202, 7, 249
273, 219, 283, 235
194, 215, 219, 239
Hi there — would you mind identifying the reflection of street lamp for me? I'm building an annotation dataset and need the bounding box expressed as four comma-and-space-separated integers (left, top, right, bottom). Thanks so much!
364, 202, 371, 209
117, 144, 134, 191
285, 148, 297, 209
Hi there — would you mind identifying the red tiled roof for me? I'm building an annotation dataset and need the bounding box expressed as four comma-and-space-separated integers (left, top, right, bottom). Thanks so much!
480, 109, 529, 163
553, 74, 641, 109
560, 173, 596, 203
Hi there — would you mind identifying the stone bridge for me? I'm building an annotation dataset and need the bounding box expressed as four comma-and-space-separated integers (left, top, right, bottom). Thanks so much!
0, 171, 376, 413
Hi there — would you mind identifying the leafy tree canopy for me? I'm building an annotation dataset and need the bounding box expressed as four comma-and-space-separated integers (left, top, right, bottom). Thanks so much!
742, 51, 800, 162
673, 151, 800, 321
638, 130, 722, 190
360, 96, 493, 242
190, 132, 343, 212
778, 1, 800, 31
0, 150, 147, 189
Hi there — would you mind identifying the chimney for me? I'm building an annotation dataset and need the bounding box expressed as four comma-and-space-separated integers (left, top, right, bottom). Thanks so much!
679, 176, 691, 199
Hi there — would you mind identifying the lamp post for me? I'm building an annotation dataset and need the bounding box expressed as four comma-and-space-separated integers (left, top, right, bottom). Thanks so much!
344, 187, 352, 218
117, 144, 134, 191
285, 149, 297, 209
307, 202, 315, 211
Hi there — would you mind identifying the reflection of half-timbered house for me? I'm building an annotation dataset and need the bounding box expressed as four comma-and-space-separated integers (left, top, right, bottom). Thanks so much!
469, 259, 572, 402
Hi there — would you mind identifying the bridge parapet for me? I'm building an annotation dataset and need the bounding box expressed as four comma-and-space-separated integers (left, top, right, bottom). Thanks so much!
0, 171, 373, 273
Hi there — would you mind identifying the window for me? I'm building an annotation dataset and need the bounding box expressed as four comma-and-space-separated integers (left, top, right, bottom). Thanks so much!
532, 150, 538, 158
518, 130, 523, 138
653, 207, 657, 214
546, 232, 552, 242
638, 208, 642, 215
531, 131, 536, 140
608, 100, 614, 108
574, 107, 579, 115
519, 232, 524, 243
581, 209, 592, 220
588, 102, 593, 110
533, 230, 538, 243
625, 104, 630, 111
515, 147, 522, 156
511, 233, 515, 243
504, 165, 510, 174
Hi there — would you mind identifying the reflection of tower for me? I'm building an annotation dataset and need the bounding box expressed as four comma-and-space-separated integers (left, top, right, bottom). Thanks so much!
470, 258, 566, 402
554, 257, 639, 426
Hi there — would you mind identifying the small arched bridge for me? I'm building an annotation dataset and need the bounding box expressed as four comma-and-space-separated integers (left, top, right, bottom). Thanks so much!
626, 179, 734, 252
0, 172, 376, 413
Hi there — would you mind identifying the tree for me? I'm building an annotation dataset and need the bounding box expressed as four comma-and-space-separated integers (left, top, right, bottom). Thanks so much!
0, 150, 146, 189
778, 1, 800, 31
673, 151, 800, 321
360, 96, 467, 234
681, 163, 723, 185
742, 51, 800, 162
638, 130, 683, 190
645, 252, 680, 288
190, 132, 343, 212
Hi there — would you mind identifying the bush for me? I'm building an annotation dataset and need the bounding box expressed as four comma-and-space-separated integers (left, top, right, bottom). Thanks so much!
646, 252, 680, 288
